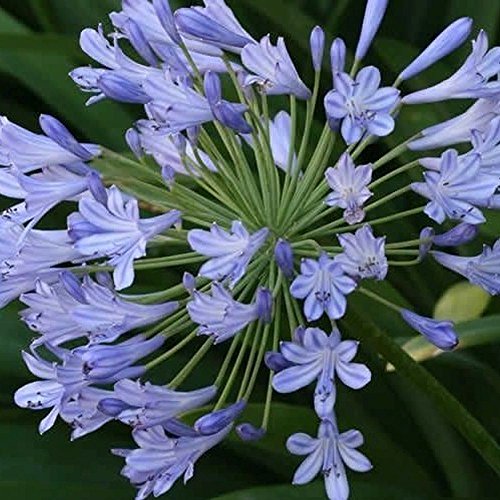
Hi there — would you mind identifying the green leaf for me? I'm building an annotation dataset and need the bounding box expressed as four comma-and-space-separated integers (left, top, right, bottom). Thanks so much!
343, 311, 500, 477
433, 282, 491, 323
393, 315, 500, 366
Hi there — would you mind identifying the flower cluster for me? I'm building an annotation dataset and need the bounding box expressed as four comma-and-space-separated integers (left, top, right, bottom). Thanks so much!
2, 1, 500, 499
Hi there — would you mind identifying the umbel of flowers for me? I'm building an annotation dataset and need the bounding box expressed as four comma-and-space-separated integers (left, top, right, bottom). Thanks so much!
2, 0, 500, 498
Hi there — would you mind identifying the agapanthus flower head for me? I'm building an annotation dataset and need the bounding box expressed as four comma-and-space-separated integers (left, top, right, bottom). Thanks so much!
7, 2, 500, 499
325, 153, 373, 224
325, 67, 400, 144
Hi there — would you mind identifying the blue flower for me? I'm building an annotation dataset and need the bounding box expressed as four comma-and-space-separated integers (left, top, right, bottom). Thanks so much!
290, 253, 357, 321
134, 123, 216, 177
355, 0, 389, 61
175, 0, 256, 53
399, 17, 472, 81
187, 283, 271, 343
112, 423, 232, 500
287, 417, 372, 500
272, 327, 371, 417
325, 66, 400, 144
60, 386, 114, 440
325, 153, 373, 224
404, 31, 500, 104
0, 115, 99, 170
335, 225, 388, 281
14, 335, 163, 433
330, 38, 346, 74
241, 35, 311, 100
68, 182, 181, 290
433, 240, 500, 295
401, 309, 459, 350
21, 272, 179, 346
236, 422, 266, 441
188, 221, 268, 286
409, 98, 500, 151
411, 149, 499, 224
98, 379, 216, 428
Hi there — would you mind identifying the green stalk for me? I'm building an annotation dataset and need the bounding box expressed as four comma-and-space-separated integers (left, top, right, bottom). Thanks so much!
368, 160, 420, 189
168, 338, 213, 389
146, 331, 197, 370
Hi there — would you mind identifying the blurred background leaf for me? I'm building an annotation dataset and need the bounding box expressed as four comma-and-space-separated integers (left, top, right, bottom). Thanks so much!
0, 0, 499, 499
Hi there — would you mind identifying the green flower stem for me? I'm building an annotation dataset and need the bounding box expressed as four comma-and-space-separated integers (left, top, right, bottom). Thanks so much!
364, 185, 412, 213
297, 70, 321, 170
213, 324, 255, 410
357, 286, 403, 313
281, 124, 335, 230
350, 58, 361, 77
388, 258, 422, 267
133, 253, 206, 271
146, 330, 198, 370
372, 135, 420, 170
386, 237, 431, 249
386, 249, 420, 256
262, 293, 282, 430
286, 204, 338, 239
286, 95, 298, 175
368, 160, 420, 190
282, 280, 298, 335
344, 312, 500, 476
180, 42, 203, 82
168, 338, 214, 389
237, 322, 264, 400
214, 335, 241, 387
244, 323, 271, 401
350, 135, 377, 161
298, 204, 425, 241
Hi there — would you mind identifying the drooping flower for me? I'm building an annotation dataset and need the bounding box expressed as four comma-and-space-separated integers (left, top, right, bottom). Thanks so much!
241, 35, 311, 100
403, 31, 500, 104
325, 66, 400, 144
401, 309, 459, 350
112, 423, 232, 500
0, 115, 99, 170
133, 123, 217, 177
411, 149, 499, 225
335, 225, 388, 281
272, 327, 371, 417
175, 0, 256, 53
188, 221, 268, 287
287, 417, 372, 500
194, 400, 246, 435
187, 283, 271, 343
236, 422, 266, 441
98, 379, 217, 428
290, 253, 357, 321
325, 153, 373, 224
68, 181, 181, 290
433, 240, 500, 295
399, 17, 473, 81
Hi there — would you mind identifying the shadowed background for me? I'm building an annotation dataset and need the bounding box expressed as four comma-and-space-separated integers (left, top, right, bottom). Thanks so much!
0, 0, 500, 498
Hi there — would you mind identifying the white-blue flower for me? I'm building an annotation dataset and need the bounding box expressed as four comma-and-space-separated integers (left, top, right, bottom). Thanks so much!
287, 417, 372, 500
